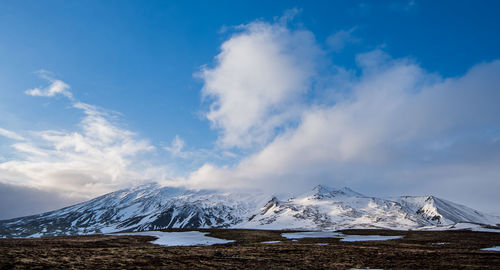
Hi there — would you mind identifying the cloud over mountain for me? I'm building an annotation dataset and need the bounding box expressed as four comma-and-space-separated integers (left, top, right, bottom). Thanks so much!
187, 19, 500, 213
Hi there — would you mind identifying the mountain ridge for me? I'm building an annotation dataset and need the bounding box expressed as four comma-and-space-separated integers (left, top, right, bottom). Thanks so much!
1, 183, 499, 238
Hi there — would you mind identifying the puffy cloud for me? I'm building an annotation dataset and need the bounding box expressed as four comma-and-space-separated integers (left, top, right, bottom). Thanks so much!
25, 70, 73, 99
199, 20, 322, 148
187, 43, 500, 213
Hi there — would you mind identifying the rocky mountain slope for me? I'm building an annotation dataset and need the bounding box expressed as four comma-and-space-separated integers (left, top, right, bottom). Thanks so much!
1, 183, 499, 237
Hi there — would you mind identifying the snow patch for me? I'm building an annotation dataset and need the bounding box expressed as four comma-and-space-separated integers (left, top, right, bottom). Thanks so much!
282, 231, 343, 239
281, 231, 403, 242
340, 235, 403, 242
112, 231, 234, 246
481, 246, 500, 251
415, 222, 500, 233
261, 241, 281, 244
432, 242, 449, 245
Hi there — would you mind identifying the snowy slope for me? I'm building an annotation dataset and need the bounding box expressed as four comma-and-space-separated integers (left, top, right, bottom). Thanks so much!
393, 195, 499, 225
0, 183, 270, 237
1, 184, 499, 237
238, 185, 419, 230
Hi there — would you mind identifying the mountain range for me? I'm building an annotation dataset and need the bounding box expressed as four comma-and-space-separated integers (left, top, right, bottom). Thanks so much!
1, 183, 499, 238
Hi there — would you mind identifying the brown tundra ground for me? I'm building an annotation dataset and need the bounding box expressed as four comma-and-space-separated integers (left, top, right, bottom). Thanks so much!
0, 229, 499, 269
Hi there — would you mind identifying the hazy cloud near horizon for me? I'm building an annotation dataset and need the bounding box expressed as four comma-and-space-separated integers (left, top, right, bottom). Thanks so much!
1, 16, 500, 218
0, 182, 83, 220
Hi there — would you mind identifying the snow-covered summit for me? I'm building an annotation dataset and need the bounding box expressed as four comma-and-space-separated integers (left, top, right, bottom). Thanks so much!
0, 183, 498, 237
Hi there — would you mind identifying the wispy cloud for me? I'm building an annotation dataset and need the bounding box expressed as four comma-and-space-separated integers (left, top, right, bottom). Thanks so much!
389, 0, 417, 13
326, 27, 359, 52
0, 128, 25, 141
1, 78, 161, 204
164, 135, 186, 158
163, 135, 239, 169
276, 7, 301, 26
24, 70, 73, 99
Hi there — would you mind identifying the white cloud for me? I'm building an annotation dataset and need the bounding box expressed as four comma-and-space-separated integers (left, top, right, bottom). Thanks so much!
0, 128, 25, 141
25, 70, 73, 99
199, 20, 321, 148
1, 82, 159, 201
185, 44, 500, 213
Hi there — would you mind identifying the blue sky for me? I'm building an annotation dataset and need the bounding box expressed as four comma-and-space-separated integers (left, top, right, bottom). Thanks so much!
1, 0, 500, 219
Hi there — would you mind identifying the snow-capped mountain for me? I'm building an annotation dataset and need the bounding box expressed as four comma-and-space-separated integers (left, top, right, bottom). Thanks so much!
1, 184, 499, 237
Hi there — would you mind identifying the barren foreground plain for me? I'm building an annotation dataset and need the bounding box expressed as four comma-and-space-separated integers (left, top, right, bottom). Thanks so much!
0, 229, 499, 269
